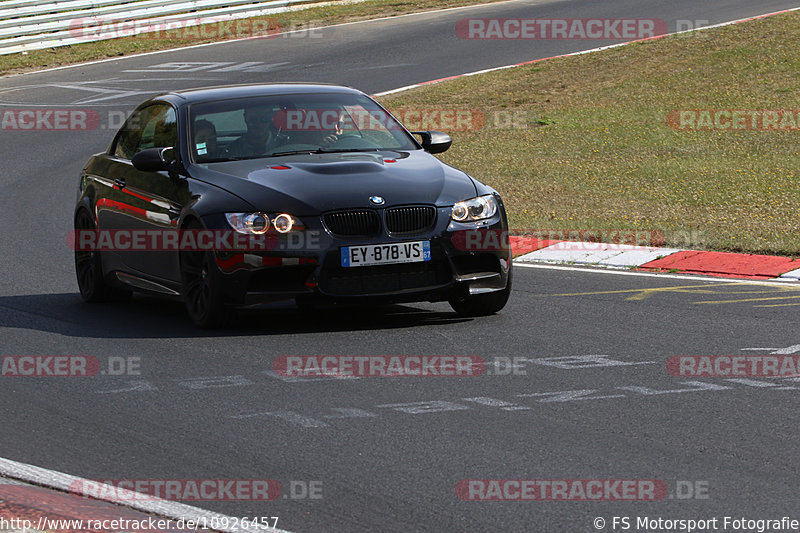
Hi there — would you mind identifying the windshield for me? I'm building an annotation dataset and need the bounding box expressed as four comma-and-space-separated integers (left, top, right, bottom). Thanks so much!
188, 93, 419, 163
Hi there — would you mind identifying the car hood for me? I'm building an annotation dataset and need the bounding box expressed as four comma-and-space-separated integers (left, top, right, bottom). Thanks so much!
188, 150, 478, 214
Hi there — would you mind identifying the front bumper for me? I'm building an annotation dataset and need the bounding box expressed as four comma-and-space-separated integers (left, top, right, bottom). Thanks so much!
204, 206, 510, 306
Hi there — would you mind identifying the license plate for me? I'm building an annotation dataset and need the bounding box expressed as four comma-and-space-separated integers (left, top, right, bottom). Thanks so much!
341, 241, 431, 267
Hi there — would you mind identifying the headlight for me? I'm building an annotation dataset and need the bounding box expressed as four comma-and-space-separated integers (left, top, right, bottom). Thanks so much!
226, 212, 270, 234
451, 195, 498, 222
273, 213, 294, 233
225, 212, 304, 234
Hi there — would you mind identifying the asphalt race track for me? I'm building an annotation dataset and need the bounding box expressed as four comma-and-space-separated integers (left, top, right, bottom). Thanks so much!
2, 0, 800, 531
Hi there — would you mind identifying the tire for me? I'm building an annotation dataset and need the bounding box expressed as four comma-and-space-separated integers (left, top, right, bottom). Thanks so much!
180, 221, 228, 328
449, 267, 512, 317
74, 210, 132, 303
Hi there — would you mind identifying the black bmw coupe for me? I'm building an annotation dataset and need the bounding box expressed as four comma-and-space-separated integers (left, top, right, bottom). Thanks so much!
74, 83, 511, 327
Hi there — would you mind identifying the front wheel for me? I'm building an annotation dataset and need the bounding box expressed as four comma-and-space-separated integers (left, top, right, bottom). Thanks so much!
74, 210, 131, 303
180, 222, 228, 328
449, 268, 512, 317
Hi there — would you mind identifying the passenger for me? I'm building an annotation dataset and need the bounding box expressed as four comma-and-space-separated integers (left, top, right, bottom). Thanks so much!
193, 119, 218, 160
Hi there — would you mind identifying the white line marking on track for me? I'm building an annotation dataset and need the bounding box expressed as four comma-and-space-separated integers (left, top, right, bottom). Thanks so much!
512, 261, 800, 285
0, 457, 294, 533
772, 344, 800, 355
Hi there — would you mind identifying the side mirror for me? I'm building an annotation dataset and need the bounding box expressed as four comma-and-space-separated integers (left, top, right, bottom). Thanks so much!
412, 131, 452, 154
132, 147, 174, 172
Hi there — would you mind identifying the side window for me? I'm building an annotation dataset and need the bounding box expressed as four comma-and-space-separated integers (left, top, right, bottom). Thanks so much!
113, 104, 177, 160
191, 109, 245, 161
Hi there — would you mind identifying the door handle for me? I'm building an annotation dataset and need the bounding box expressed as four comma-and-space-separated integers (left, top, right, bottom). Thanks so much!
114, 178, 126, 189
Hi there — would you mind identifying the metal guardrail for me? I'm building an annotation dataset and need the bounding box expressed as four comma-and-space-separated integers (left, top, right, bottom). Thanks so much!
0, 0, 139, 21
0, 0, 306, 38
0, 0, 344, 55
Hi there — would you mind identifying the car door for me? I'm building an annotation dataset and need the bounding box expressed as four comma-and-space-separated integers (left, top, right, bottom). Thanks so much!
102, 103, 188, 282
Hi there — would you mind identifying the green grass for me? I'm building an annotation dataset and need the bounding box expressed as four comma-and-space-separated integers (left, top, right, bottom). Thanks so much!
379, 13, 800, 255
0, 0, 508, 76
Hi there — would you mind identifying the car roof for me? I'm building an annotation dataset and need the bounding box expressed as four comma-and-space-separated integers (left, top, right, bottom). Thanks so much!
161, 83, 365, 104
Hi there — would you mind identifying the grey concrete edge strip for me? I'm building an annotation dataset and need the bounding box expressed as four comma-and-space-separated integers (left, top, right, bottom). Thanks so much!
0, 456, 294, 533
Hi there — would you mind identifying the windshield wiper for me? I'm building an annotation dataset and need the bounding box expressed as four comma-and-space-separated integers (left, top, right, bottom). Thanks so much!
314, 148, 381, 153
267, 148, 381, 157
267, 149, 326, 157
199, 156, 240, 163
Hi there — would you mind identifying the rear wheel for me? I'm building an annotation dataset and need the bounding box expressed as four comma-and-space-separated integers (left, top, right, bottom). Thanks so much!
180, 221, 228, 328
74, 210, 131, 303
449, 267, 512, 317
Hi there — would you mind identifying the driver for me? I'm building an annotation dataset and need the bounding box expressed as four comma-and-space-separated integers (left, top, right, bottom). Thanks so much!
321, 110, 347, 146
279, 108, 347, 147
322, 109, 355, 146
225, 105, 277, 158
